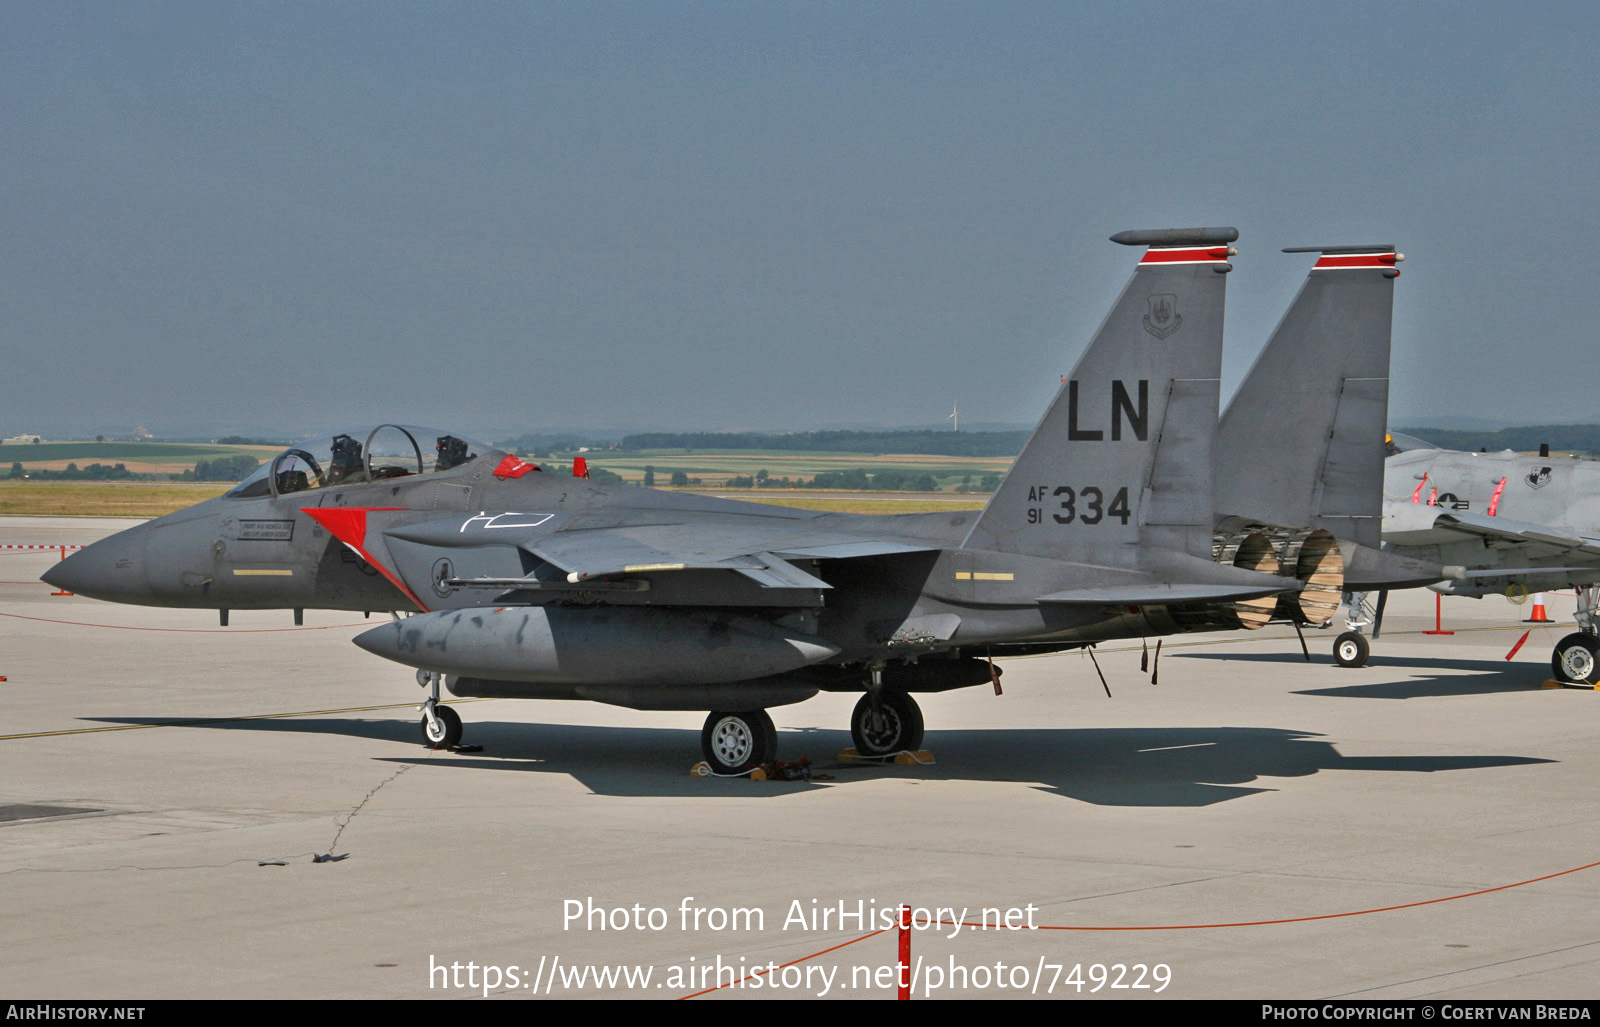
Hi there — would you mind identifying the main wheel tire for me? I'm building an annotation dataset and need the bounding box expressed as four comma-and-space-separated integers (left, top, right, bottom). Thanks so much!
1552, 632, 1600, 683
420, 704, 463, 749
1333, 631, 1370, 668
850, 690, 925, 757
701, 710, 777, 774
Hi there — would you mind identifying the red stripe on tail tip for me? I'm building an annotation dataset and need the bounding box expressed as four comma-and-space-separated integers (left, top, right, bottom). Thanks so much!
1313, 253, 1397, 269
1139, 246, 1232, 264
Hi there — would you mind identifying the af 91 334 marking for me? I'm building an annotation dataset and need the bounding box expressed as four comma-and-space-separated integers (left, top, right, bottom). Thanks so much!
1024, 485, 1132, 526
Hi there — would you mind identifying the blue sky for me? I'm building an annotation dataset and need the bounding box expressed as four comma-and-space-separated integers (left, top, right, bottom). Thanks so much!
3, 2, 1596, 438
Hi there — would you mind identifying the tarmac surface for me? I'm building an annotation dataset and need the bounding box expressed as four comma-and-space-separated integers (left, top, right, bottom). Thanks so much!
2, 515, 1598, 1001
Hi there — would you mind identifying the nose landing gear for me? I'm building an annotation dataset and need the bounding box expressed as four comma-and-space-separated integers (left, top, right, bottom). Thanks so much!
417, 669, 463, 749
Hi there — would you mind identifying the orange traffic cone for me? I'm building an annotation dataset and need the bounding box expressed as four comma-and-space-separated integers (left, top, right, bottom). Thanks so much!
1525, 593, 1554, 623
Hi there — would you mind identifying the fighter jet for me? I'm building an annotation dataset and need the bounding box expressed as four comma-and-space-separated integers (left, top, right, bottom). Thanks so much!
46, 227, 1317, 773
1383, 441, 1600, 684
1211, 244, 1445, 667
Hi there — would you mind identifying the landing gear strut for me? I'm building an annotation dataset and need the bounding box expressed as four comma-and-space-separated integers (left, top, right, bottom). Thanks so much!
850, 664, 925, 757
417, 669, 463, 749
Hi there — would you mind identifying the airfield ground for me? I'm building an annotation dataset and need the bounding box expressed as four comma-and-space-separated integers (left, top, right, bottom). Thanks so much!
2, 516, 1599, 1000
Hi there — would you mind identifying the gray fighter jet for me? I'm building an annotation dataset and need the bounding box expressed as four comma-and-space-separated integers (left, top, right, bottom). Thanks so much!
1211, 244, 1445, 668
1383, 441, 1600, 683
46, 228, 1321, 772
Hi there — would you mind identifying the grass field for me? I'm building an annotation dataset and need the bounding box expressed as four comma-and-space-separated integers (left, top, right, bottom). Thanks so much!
0, 441, 277, 475
572, 448, 1011, 487
0, 482, 232, 517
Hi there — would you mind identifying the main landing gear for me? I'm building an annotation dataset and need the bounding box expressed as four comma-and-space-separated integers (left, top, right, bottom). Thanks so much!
1551, 587, 1600, 685
850, 689, 924, 758
698, 686, 927, 773
698, 666, 928, 773
700, 710, 777, 775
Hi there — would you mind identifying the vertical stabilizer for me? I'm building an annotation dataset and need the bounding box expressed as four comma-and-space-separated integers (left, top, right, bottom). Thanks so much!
964, 228, 1236, 564
1215, 246, 1401, 549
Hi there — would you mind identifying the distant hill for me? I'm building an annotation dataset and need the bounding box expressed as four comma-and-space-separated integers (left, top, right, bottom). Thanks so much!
1395, 424, 1600, 456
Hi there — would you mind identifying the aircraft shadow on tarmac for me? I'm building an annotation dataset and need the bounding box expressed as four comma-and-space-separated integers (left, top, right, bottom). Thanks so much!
81, 716, 1551, 806
386, 725, 1552, 805
81, 715, 419, 743
1173, 652, 1548, 699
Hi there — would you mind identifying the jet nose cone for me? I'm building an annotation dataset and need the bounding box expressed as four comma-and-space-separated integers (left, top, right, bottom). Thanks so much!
40, 532, 151, 603
353, 620, 407, 660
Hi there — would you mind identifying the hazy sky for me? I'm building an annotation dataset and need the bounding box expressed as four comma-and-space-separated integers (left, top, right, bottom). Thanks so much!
3, 2, 1596, 439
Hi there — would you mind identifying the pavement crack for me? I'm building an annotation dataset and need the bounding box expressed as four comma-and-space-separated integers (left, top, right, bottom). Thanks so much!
322, 763, 415, 859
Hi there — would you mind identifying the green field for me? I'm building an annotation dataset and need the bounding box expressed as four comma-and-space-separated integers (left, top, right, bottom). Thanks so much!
1, 441, 277, 475
565, 448, 1011, 488
0, 482, 232, 517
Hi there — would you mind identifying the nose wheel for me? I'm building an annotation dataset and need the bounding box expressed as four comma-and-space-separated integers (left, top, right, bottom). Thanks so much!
420, 703, 462, 749
417, 669, 463, 749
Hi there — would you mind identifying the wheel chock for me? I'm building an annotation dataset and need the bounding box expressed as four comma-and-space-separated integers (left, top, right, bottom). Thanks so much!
1542, 679, 1600, 690
691, 758, 820, 780
837, 748, 934, 764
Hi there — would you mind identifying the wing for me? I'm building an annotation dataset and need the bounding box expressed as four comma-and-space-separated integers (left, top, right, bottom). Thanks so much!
522, 522, 931, 585
1385, 509, 1600, 589
308, 507, 937, 611
1431, 511, 1600, 563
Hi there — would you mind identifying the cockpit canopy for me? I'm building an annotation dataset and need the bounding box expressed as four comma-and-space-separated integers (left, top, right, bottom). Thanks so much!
227, 425, 498, 499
